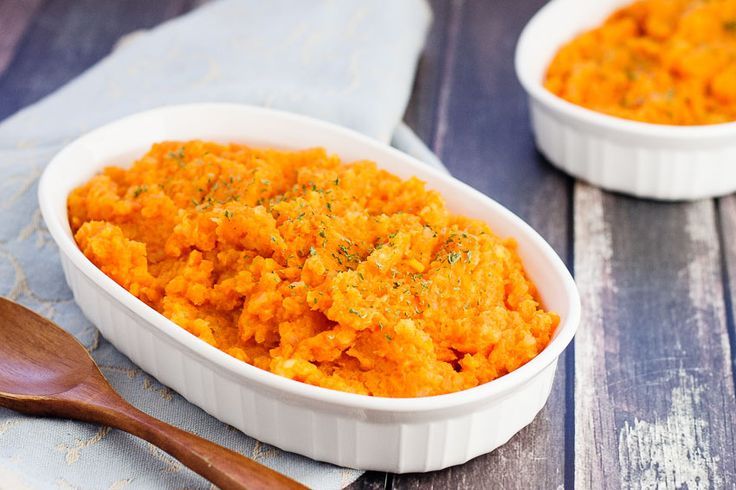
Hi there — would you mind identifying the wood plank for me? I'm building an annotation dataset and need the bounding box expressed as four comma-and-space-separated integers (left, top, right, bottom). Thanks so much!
0, 0, 196, 121
718, 194, 736, 389
392, 0, 572, 488
403, 0, 452, 149
0, 0, 44, 76
574, 185, 736, 488
346, 472, 391, 490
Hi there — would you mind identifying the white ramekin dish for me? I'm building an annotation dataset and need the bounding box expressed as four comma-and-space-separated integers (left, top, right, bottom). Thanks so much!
38, 103, 580, 473
516, 0, 736, 201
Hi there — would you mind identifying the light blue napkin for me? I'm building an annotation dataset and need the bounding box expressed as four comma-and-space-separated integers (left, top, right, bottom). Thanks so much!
0, 1, 442, 488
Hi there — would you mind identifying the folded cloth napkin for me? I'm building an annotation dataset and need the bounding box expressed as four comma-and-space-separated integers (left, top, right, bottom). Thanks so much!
0, 1, 443, 488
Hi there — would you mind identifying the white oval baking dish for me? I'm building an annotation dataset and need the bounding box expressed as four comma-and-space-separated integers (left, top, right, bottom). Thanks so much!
38, 103, 580, 473
516, 0, 736, 201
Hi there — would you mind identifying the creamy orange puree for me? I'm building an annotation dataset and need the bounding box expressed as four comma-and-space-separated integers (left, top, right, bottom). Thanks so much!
545, 0, 736, 125
68, 141, 558, 397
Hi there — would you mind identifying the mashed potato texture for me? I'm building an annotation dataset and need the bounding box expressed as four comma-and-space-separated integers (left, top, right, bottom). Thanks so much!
545, 0, 736, 125
68, 141, 559, 397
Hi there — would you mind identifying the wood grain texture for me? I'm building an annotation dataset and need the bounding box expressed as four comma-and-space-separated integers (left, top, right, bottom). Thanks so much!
0, 0, 44, 76
391, 0, 572, 488
0, 0, 198, 121
575, 185, 736, 489
403, 0, 453, 151
0, 298, 306, 490
346, 472, 391, 490
718, 195, 736, 392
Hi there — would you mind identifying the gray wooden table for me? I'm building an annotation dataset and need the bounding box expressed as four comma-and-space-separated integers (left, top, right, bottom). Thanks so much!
1, 0, 735, 488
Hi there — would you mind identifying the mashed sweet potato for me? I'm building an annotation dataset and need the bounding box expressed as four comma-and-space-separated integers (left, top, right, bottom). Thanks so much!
68, 141, 558, 397
545, 0, 736, 125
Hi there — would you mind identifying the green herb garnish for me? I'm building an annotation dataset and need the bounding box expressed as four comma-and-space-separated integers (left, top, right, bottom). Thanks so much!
168, 147, 186, 167
132, 185, 148, 198
349, 308, 366, 318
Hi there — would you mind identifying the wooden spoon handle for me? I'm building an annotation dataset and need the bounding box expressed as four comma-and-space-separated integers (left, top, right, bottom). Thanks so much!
82, 391, 308, 490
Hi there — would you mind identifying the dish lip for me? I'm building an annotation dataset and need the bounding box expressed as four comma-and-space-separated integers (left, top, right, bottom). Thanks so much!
515, 0, 736, 140
38, 102, 581, 413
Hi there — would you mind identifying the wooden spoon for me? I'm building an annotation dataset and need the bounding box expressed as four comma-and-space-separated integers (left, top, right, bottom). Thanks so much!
0, 297, 307, 490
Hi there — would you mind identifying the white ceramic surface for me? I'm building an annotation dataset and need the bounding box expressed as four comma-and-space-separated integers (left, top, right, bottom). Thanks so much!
516, 0, 736, 201
38, 103, 580, 473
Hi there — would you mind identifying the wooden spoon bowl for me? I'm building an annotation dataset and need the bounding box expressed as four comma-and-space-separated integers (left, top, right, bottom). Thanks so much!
0, 297, 307, 490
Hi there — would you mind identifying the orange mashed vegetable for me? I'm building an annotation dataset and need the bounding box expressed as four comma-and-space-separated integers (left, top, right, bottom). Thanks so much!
545, 0, 736, 125
68, 141, 558, 397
